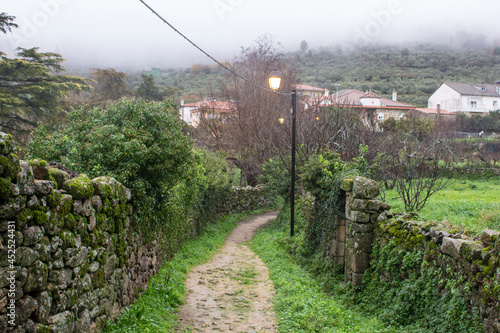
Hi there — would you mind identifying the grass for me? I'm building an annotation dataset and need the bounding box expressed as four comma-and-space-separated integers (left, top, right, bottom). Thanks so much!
382, 176, 500, 235
103, 209, 268, 333
251, 222, 403, 333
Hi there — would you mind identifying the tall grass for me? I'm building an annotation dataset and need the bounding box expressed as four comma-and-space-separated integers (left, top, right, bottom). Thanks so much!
383, 176, 500, 235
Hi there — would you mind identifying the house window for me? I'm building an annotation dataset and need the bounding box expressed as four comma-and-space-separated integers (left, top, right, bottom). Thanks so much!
471, 101, 478, 109
494, 101, 498, 108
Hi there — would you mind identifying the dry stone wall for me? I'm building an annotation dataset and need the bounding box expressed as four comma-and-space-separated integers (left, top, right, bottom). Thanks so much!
0, 131, 273, 333
326, 175, 500, 332
0, 132, 163, 333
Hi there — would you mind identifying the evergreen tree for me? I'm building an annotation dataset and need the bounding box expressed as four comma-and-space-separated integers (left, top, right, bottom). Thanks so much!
0, 48, 90, 140
0, 12, 17, 34
0, 14, 90, 142
136, 73, 163, 101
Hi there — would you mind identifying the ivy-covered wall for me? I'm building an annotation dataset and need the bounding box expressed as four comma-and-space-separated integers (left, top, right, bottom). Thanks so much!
327, 175, 500, 332
0, 132, 272, 333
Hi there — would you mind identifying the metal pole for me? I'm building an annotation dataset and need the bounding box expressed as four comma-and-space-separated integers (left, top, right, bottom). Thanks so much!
290, 90, 297, 237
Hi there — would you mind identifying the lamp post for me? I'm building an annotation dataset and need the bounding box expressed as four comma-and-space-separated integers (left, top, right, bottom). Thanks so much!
269, 69, 297, 237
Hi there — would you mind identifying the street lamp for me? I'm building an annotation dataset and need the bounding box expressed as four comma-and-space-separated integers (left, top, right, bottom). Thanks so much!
268, 68, 297, 237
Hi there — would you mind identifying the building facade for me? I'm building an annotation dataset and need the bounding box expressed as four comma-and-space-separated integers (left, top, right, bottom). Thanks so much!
428, 82, 500, 115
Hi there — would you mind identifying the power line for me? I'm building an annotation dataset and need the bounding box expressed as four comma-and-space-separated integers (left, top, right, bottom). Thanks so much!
138, 0, 290, 96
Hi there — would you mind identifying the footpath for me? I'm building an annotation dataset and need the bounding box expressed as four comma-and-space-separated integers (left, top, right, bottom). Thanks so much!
175, 212, 278, 332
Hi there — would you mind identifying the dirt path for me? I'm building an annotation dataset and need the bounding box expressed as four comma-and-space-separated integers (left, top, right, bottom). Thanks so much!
175, 212, 279, 332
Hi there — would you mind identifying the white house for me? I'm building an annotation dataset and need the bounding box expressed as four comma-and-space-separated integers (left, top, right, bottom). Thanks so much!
428, 82, 500, 115
179, 99, 235, 127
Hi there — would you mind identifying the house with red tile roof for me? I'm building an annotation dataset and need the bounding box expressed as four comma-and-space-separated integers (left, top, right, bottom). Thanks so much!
304, 89, 417, 127
180, 99, 236, 128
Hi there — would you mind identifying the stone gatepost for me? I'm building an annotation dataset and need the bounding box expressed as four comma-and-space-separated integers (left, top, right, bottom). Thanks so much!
340, 176, 389, 288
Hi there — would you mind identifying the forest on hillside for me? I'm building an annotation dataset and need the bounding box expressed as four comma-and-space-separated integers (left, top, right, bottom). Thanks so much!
126, 43, 500, 108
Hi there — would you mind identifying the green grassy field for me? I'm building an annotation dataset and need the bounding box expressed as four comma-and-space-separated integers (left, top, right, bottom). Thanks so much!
382, 176, 500, 235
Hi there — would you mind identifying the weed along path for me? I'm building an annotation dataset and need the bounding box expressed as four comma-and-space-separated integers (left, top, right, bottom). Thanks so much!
175, 212, 279, 332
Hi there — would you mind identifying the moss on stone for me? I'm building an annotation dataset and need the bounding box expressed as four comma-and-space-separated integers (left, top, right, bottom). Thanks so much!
102, 198, 112, 216
49, 166, 70, 189
33, 210, 48, 225
28, 159, 48, 168
63, 174, 94, 200
49, 175, 58, 190
60, 230, 77, 248
0, 177, 12, 202
59, 195, 72, 216
33, 324, 50, 333
16, 208, 32, 228
0, 154, 21, 180
340, 177, 354, 192
64, 213, 77, 230
0, 132, 14, 155
47, 191, 62, 208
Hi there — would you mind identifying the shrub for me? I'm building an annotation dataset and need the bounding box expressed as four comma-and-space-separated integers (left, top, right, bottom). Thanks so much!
28, 99, 231, 253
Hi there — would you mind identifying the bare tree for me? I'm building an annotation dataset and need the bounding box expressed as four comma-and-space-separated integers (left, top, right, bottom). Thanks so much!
218, 35, 298, 184
377, 128, 455, 211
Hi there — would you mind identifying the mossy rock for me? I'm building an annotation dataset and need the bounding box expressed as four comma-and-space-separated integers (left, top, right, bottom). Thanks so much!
0, 154, 21, 181
28, 159, 49, 180
0, 132, 14, 155
47, 191, 62, 209
64, 213, 78, 230
0, 177, 13, 202
33, 210, 48, 225
63, 175, 94, 200
460, 241, 484, 261
92, 176, 127, 202
49, 166, 70, 189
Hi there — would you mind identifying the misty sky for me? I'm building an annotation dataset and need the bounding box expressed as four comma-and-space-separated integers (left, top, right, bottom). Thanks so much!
1, 0, 498, 69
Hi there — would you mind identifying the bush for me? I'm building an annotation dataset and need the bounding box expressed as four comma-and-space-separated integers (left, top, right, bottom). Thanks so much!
28, 99, 232, 254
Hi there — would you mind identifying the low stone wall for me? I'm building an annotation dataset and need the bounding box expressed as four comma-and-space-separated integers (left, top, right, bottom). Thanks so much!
217, 185, 271, 214
0, 132, 163, 332
0, 134, 161, 332
0, 131, 274, 333
376, 213, 500, 332
325, 175, 500, 332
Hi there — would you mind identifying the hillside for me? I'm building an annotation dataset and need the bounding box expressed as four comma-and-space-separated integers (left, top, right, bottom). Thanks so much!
132, 44, 500, 108
294, 44, 500, 107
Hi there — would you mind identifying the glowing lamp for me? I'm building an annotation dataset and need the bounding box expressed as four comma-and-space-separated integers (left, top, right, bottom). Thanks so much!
268, 68, 282, 91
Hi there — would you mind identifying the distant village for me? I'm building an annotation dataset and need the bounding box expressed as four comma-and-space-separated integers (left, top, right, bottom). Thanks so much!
179, 81, 500, 132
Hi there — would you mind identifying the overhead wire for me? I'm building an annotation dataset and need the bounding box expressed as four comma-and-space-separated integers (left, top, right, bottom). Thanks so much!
138, 0, 291, 96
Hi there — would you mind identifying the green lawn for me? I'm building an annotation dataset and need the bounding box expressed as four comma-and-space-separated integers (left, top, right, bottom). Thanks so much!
382, 176, 500, 235
251, 225, 402, 333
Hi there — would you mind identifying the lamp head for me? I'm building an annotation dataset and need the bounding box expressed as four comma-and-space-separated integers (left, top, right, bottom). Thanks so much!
268, 68, 282, 92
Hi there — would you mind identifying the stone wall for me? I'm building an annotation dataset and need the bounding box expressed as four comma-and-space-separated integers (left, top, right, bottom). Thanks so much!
217, 185, 271, 214
0, 132, 163, 332
326, 175, 500, 332
0, 131, 274, 333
